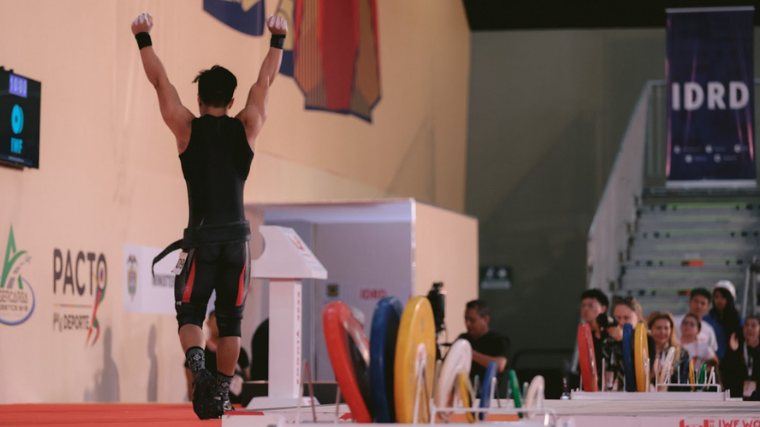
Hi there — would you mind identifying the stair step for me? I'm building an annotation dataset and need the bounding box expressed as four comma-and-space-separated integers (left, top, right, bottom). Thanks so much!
613, 292, 690, 316
630, 241, 760, 252
622, 276, 745, 289
637, 214, 760, 224
621, 267, 744, 281
629, 248, 758, 259
635, 229, 760, 238
639, 202, 760, 214
624, 258, 747, 268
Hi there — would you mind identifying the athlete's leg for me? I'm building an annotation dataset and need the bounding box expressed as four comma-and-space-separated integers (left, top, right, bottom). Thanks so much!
213, 242, 250, 407
175, 246, 221, 419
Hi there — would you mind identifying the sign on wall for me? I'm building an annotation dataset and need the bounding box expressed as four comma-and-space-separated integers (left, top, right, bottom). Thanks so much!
479, 265, 512, 290
123, 244, 178, 315
52, 247, 109, 347
0, 226, 36, 326
666, 7, 755, 187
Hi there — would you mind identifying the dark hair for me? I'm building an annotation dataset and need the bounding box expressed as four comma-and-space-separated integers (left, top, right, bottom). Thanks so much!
710, 288, 742, 339
581, 289, 609, 309
466, 300, 489, 317
193, 65, 237, 108
683, 312, 702, 332
747, 315, 760, 325
689, 288, 712, 303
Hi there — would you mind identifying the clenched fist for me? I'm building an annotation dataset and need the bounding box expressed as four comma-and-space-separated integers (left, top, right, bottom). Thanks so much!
132, 13, 153, 35
267, 14, 288, 36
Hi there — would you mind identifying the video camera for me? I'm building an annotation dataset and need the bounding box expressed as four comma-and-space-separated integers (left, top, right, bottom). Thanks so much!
426, 282, 446, 334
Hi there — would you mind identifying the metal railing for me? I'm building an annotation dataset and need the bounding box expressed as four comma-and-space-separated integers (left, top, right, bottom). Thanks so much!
586, 82, 653, 291
742, 257, 760, 319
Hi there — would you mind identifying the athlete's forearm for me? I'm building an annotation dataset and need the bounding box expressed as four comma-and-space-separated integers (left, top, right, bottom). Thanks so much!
472, 351, 508, 373
256, 47, 283, 87
140, 46, 169, 89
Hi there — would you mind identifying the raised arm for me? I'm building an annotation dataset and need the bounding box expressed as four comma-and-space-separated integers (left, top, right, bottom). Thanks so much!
236, 15, 287, 150
132, 13, 194, 153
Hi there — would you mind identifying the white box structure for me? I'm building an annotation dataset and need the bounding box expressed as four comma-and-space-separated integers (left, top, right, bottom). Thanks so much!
247, 226, 327, 410
244, 199, 479, 383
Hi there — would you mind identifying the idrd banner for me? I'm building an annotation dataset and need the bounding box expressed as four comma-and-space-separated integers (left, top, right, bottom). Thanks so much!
666, 7, 755, 186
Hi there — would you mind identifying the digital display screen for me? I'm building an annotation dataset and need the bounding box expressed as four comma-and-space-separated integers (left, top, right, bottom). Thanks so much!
0, 70, 40, 168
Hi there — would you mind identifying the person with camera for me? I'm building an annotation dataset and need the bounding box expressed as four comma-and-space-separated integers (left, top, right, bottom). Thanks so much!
457, 300, 510, 398
597, 296, 656, 391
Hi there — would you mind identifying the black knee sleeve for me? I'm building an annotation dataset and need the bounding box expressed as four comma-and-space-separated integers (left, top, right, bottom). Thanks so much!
215, 307, 244, 337
176, 301, 208, 331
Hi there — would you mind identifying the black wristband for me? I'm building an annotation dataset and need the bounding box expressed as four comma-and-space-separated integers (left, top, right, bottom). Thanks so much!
135, 32, 152, 50
270, 34, 285, 49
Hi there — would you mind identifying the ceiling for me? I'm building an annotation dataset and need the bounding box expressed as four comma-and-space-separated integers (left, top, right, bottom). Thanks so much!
462, 1, 760, 31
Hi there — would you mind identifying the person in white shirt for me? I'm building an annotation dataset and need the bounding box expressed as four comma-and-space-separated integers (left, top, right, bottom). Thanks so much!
680, 312, 719, 373
674, 288, 718, 353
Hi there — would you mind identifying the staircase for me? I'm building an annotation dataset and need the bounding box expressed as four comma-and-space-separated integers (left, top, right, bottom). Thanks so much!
619, 201, 760, 315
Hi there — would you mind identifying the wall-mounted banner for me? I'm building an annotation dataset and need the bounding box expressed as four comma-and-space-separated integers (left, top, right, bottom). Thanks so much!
203, 0, 265, 36
666, 7, 755, 187
123, 244, 178, 315
276, 0, 381, 122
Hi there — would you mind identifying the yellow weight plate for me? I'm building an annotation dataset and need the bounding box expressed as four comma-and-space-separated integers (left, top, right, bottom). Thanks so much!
688, 359, 695, 391
634, 322, 649, 392
394, 296, 436, 424
457, 372, 476, 424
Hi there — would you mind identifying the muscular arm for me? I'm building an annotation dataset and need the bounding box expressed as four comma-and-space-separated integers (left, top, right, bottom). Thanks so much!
236, 15, 287, 150
133, 13, 194, 152
472, 351, 508, 373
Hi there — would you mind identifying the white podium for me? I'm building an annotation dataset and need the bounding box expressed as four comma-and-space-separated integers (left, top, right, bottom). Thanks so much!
247, 226, 328, 410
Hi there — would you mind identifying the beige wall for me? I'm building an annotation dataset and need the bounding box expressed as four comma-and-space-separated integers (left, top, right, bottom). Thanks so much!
414, 202, 478, 342
0, 0, 469, 403
312, 222, 413, 381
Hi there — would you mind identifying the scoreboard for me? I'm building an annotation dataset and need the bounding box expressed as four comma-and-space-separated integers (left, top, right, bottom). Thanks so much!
0, 69, 40, 169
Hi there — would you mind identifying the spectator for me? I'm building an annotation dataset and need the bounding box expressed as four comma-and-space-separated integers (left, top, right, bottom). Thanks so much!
673, 288, 718, 354
249, 318, 269, 381
580, 289, 610, 340
457, 300, 510, 398
647, 311, 689, 386
721, 315, 760, 400
679, 313, 719, 375
703, 281, 743, 360
601, 296, 655, 391
579, 289, 610, 388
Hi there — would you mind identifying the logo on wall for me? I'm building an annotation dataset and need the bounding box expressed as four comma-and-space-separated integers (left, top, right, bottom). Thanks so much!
203, 0, 265, 36
127, 254, 138, 301
52, 248, 108, 347
0, 226, 36, 326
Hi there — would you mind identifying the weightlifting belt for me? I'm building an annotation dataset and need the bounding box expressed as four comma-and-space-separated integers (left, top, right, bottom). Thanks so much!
152, 220, 251, 277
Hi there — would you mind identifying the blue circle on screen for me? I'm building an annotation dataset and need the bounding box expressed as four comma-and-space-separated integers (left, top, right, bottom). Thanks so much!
11, 105, 24, 134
